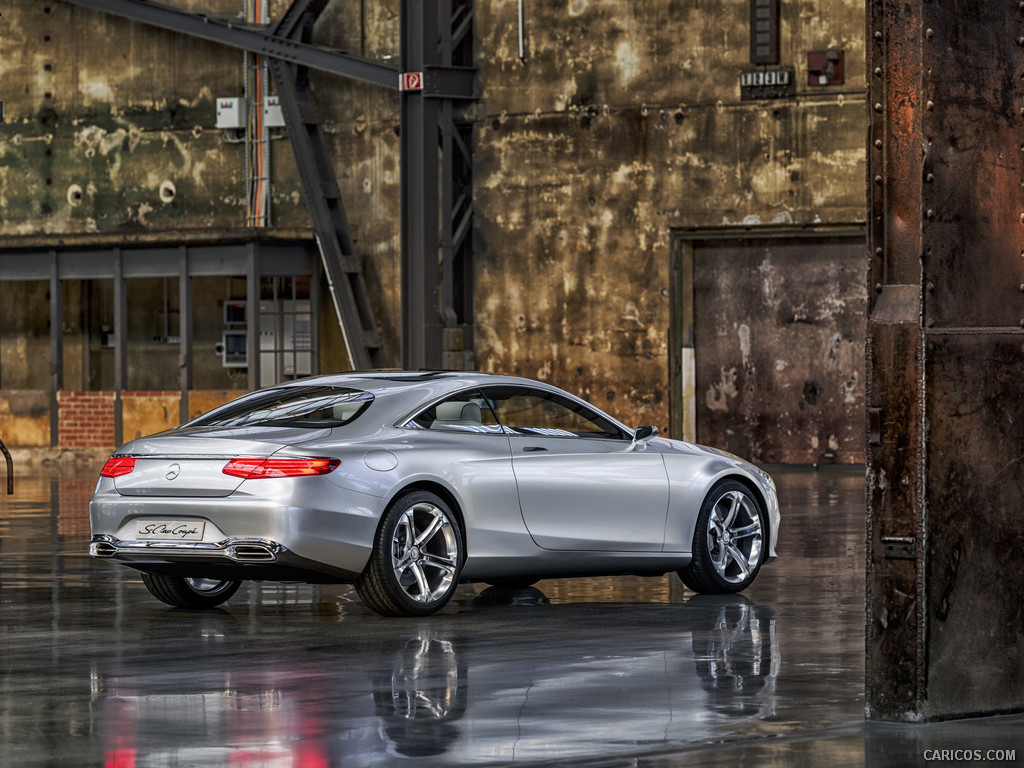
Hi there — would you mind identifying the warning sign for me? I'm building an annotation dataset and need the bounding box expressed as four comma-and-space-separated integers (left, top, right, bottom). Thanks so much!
399, 72, 423, 92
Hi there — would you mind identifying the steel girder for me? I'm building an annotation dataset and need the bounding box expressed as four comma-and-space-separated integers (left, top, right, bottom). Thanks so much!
400, 0, 476, 369
62, 0, 398, 88
59, 0, 477, 371
267, 1, 385, 369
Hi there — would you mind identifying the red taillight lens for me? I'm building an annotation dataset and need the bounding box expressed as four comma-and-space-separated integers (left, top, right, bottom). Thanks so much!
222, 457, 340, 479
100, 456, 136, 478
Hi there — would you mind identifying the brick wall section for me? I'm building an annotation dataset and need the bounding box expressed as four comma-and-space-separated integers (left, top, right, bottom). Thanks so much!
57, 391, 116, 449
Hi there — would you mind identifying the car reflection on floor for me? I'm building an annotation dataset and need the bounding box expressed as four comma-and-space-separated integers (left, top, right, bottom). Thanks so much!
90, 591, 778, 766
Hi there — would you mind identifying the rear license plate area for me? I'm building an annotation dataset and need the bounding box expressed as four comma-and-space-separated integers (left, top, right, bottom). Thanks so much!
134, 520, 206, 541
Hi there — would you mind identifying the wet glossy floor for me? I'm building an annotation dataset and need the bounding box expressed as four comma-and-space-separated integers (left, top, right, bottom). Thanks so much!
1, 470, 1022, 767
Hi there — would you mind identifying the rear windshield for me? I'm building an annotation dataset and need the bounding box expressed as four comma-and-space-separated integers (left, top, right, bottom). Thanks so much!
188, 386, 374, 429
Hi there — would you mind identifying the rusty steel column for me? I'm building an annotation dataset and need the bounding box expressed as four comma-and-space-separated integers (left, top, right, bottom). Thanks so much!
867, 0, 1024, 721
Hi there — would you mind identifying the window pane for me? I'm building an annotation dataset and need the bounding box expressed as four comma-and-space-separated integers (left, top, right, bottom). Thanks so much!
190, 386, 372, 428
126, 277, 180, 390
482, 387, 627, 439
406, 390, 504, 434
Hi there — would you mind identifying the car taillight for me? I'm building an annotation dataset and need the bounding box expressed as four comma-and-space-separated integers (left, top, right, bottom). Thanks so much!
222, 457, 340, 479
100, 456, 136, 478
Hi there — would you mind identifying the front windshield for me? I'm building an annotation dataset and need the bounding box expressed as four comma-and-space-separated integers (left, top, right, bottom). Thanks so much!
188, 386, 374, 429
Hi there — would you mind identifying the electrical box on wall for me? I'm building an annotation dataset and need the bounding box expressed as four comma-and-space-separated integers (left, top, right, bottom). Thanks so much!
216, 97, 247, 130
264, 96, 285, 128
220, 330, 248, 367
807, 50, 845, 86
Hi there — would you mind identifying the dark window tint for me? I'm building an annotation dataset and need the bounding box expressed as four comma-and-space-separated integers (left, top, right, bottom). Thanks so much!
189, 386, 373, 428
481, 386, 629, 440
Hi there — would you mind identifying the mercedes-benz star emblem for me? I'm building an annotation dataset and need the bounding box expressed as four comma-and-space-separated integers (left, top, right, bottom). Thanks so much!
165, 463, 181, 481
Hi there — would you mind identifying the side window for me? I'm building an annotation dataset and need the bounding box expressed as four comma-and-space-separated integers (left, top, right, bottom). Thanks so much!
482, 386, 629, 440
404, 390, 504, 434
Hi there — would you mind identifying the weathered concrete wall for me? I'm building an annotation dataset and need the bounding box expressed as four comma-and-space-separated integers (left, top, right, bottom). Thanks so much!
0, 0, 866, 461
0, 3, 248, 235
474, 0, 867, 441
0, 391, 50, 446
0, 388, 249, 448
0, 0, 403, 374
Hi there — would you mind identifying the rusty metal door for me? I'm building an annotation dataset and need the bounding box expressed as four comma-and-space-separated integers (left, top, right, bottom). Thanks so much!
866, 0, 1024, 722
687, 235, 866, 465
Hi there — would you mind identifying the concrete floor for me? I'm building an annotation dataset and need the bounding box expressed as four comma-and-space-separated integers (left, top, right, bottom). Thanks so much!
1, 469, 1021, 767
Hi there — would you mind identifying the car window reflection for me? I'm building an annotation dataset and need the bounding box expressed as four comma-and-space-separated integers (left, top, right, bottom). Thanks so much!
404, 390, 505, 434
189, 387, 374, 429
481, 387, 630, 440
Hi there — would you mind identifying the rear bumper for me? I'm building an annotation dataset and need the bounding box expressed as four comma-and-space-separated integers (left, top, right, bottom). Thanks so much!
89, 534, 362, 583
89, 476, 382, 581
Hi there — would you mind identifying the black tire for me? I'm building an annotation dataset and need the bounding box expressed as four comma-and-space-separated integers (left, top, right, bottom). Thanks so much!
140, 572, 242, 609
355, 490, 464, 617
678, 480, 767, 594
483, 577, 539, 589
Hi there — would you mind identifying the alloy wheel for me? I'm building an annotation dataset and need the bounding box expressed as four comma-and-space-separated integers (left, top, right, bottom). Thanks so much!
390, 502, 460, 605
706, 490, 764, 584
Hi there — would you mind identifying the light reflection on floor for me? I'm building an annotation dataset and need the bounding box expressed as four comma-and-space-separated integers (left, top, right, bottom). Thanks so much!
1, 469, 1021, 767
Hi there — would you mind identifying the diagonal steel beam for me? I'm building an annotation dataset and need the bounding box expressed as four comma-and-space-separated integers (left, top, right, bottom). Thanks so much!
269, 55, 385, 370
62, 0, 398, 89
61, 0, 477, 370
269, 0, 386, 370
269, 0, 329, 39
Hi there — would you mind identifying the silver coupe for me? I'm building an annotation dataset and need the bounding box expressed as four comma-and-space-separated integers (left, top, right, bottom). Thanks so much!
89, 371, 780, 616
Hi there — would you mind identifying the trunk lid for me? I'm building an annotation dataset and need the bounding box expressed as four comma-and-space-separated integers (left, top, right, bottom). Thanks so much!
112, 426, 330, 497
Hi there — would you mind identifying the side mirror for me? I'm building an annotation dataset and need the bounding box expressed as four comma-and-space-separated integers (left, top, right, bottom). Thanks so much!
633, 425, 659, 442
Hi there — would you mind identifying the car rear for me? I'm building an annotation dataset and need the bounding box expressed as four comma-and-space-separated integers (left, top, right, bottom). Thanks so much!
88, 385, 384, 584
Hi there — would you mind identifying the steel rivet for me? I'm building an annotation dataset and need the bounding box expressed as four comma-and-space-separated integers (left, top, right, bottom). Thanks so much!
926, 28, 934, 39
875, 139, 883, 149
1019, 284, 1024, 293
875, 175, 883, 185
875, 102, 883, 113
874, 67, 883, 77
875, 31, 883, 40
875, 283, 884, 294
876, 247, 884, 257
926, 209, 936, 219
926, 100, 935, 110
1020, 213, 1024, 223
926, 173, 935, 182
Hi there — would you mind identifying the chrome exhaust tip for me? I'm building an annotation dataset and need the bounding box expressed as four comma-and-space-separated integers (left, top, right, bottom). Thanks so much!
90, 541, 118, 558
227, 543, 277, 562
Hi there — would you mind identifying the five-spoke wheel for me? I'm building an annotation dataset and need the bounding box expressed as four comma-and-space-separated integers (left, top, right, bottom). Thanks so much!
679, 480, 766, 594
356, 490, 463, 617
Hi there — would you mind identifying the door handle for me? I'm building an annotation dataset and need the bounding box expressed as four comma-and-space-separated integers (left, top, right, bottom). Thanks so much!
522, 446, 548, 452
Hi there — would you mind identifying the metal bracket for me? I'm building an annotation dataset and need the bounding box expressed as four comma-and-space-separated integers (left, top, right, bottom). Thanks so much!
881, 536, 917, 560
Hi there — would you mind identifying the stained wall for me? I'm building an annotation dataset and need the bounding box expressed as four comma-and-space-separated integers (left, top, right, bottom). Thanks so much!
472, 0, 867, 454
0, 0, 867, 462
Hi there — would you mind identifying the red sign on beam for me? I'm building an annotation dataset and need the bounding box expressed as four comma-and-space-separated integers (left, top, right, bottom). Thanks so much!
399, 72, 423, 91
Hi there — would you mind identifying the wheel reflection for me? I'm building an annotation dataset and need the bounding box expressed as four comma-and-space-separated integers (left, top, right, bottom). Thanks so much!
88, 591, 780, 766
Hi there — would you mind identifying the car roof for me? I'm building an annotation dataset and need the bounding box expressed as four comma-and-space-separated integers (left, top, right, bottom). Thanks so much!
284, 370, 544, 394
186, 370, 635, 436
